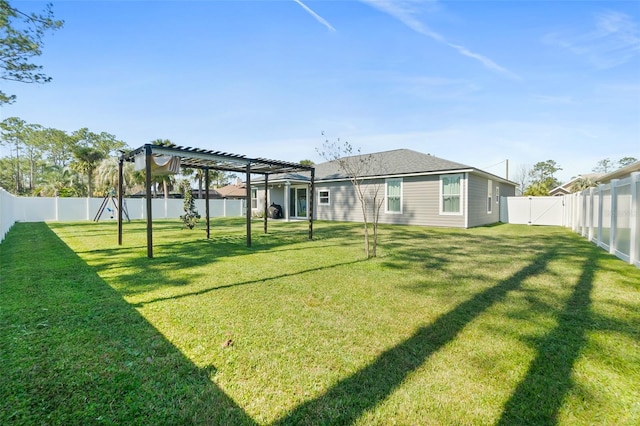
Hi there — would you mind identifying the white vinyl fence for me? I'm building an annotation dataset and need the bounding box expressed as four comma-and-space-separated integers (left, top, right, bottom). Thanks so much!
0, 191, 244, 243
1, 187, 16, 243
564, 173, 639, 268
500, 196, 565, 226
501, 172, 640, 268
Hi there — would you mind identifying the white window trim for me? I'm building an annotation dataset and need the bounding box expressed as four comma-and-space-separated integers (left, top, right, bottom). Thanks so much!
318, 189, 330, 206
385, 178, 403, 214
251, 188, 258, 209
440, 174, 464, 216
487, 179, 493, 214
496, 186, 500, 204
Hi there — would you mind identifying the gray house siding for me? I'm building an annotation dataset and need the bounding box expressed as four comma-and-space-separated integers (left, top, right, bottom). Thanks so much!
400, 175, 465, 227
467, 174, 493, 227
250, 149, 516, 228
315, 181, 364, 222
315, 174, 465, 228
467, 174, 516, 227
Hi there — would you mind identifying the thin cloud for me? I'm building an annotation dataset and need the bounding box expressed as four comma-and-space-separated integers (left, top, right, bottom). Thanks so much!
293, 0, 336, 32
532, 94, 577, 105
544, 11, 640, 69
358, 0, 519, 79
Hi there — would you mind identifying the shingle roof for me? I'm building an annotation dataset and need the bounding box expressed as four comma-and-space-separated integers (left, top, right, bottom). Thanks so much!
598, 160, 640, 183
215, 184, 246, 198
314, 149, 471, 180
258, 149, 472, 183
252, 148, 516, 187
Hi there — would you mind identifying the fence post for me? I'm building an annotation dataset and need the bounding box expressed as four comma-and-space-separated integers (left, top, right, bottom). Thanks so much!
588, 187, 595, 242
575, 192, 580, 233
630, 172, 639, 266
609, 179, 619, 255
580, 191, 587, 236
597, 185, 604, 247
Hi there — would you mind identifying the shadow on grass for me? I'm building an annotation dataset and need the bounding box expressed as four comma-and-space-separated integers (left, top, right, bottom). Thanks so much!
497, 246, 597, 425
134, 258, 367, 307
0, 223, 256, 425
272, 244, 559, 425
48, 219, 364, 299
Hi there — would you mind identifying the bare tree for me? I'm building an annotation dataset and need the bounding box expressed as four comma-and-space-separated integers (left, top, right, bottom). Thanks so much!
512, 163, 530, 196
593, 158, 613, 174
318, 137, 384, 258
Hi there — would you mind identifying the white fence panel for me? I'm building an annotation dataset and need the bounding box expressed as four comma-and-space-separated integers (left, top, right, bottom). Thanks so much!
614, 181, 632, 262
0, 187, 16, 242
0, 195, 245, 243
501, 196, 564, 226
502, 175, 638, 269
564, 173, 639, 268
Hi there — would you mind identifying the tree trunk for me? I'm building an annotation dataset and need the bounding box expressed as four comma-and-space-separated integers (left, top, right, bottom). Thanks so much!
87, 168, 93, 197
361, 198, 370, 258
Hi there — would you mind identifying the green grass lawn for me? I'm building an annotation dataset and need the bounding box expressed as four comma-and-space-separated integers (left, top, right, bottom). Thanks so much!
1, 218, 639, 425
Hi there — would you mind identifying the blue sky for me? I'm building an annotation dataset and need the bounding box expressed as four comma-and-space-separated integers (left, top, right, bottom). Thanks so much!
2, 0, 639, 183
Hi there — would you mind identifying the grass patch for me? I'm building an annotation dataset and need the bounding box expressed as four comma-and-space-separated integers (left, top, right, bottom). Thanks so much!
1, 218, 639, 425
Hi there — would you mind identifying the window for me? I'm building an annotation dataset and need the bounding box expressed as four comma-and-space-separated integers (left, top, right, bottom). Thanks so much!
441, 174, 462, 214
318, 190, 330, 205
487, 180, 493, 214
386, 178, 402, 213
251, 188, 257, 209
496, 187, 500, 204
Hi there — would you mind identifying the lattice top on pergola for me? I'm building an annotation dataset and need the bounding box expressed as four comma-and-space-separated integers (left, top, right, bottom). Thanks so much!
123, 143, 314, 175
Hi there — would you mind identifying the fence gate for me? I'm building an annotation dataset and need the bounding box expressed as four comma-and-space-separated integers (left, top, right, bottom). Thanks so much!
500, 196, 565, 226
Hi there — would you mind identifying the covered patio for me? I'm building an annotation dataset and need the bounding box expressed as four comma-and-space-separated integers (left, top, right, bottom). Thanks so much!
117, 143, 315, 258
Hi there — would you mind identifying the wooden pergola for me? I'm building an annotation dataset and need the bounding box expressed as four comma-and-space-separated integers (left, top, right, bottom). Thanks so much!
117, 143, 315, 258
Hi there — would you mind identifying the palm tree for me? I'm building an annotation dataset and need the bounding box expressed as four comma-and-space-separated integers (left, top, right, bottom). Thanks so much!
95, 157, 136, 196
71, 146, 105, 197
570, 177, 596, 193
34, 165, 81, 197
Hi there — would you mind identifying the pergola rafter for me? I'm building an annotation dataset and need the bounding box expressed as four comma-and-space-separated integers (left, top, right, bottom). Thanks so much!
117, 143, 315, 258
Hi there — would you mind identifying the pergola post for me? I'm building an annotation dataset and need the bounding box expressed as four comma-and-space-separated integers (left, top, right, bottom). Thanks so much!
145, 144, 153, 258
309, 168, 315, 240
284, 180, 290, 222
205, 167, 210, 239
246, 163, 251, 247
263, 174, 269, 234
117, 156, 124, 245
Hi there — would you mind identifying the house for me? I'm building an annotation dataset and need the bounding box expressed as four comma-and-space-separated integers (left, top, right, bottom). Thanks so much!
596, 160, 640, 183
549, 173, 602, 196
252, 149, 516, 228
215, 178, 248, 199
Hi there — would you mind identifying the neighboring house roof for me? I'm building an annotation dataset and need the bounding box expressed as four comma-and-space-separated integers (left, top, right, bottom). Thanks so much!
597, 161, 640, 183
550, 173, 603, 196
255, 149, 515, 185
192, 189, 223, 198
215, 183, 247, 198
